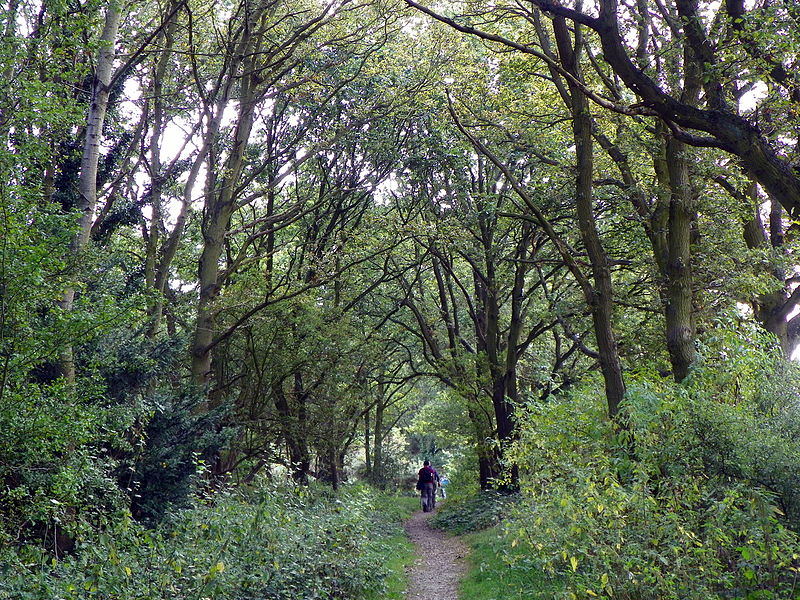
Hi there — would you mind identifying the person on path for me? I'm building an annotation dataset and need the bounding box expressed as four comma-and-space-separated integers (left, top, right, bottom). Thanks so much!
439, 473, 449, 498
417, 460, 439, 512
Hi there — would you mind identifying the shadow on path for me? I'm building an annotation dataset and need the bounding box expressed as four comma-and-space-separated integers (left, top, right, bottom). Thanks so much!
403, 507, 468, 600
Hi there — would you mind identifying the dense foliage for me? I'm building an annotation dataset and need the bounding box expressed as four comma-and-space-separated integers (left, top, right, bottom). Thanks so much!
431, 322, 800, 599
0, 483, 413, 600
3, 0, 800, 596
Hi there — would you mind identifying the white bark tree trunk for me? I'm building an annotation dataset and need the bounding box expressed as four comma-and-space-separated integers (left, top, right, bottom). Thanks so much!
58, 3, 123, 383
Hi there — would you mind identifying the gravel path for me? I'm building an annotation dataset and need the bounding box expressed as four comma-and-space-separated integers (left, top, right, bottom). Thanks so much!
403, 507, 469, 600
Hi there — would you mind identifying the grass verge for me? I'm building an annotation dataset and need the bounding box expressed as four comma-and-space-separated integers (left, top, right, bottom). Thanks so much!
372, 493, 420, 522
460, 525, 564, 600
361, 493, 419, 600
362, 532, 415, 600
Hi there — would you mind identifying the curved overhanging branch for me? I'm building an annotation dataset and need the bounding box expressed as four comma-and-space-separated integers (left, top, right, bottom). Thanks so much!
445, 91, 596, 301
404, 0, 800, 219
535, 0, 800, 218
404, 0, 657, 119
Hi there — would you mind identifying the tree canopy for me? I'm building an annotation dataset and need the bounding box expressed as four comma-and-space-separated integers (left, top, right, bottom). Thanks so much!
3, 0, 800, 596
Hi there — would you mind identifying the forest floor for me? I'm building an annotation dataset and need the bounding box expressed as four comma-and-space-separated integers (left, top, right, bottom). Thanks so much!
403, 504, 469, 600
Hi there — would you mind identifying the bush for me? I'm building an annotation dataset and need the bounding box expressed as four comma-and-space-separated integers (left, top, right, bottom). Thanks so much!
503, 373, 800, 600
685, 346, 800, 528
497, 321, 800, 599
0, 482, 410, 600
0, 379, 132, 549
431, 490, 519, 535
129, 388, 231, 522
460, 526, 564, 600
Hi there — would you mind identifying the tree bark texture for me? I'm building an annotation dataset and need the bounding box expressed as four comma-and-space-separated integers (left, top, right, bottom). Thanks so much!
58, 4, 122, 382
273, 377, 310, 484
372, 395, 385, 486
467, 403, 499, 490
531, 0, 800, 220
190, 28, 262, 386
144, 3, 183, 338
363, 406, 371, 477
554, 16, 626, 420
739, 184, 800, 356
663, 137, 696, 381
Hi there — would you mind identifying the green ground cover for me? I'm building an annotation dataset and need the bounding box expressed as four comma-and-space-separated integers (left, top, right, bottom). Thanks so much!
432, 490, 564, 600
460, 526, 564, 600
0, 484, 419, 600
364, 494, 419, 600
363, 532, 416, 600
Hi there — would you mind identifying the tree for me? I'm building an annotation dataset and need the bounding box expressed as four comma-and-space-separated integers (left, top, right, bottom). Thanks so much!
524, 0, 800, 218
404, 0, 800, 372
187, 0, 408, 389
383, 90, 589, 484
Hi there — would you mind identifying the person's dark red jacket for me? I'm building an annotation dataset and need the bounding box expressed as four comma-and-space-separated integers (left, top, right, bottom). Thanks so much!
418, 465, 438, 484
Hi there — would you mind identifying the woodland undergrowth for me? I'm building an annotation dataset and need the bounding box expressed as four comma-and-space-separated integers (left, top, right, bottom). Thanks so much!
436, 325, 800, 600
0, 482, 413, 600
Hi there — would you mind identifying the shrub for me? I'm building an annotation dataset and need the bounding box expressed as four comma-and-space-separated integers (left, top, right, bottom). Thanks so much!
498, 320, 800, 599
129, 388, 231, 522
504, 378, 800, 600
460, 525, 565, 600
0, 482, 409, 600
432, 490, 519, 535
0, 380, 132, 550
685, 345, 800, 529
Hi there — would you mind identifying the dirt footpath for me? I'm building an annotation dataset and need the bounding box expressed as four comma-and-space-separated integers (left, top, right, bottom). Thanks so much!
403, 509, 469, 600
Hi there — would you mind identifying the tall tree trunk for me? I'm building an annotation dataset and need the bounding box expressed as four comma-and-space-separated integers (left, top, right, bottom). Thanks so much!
467, 400, 499, 490
317, 428, 341, 490
273, 377, 310, 483
664, 136, 696, 381
190, 1, 271, 388
144, 2, 182, 338
58, 4, 122, 383
660, 38, 701, 381
372, 380, 385, 487
486, 284, 514, 443
191, 81, 258, 386
290, 372, 311, 483
326, 447, 340, 490
554, 16, 626, 420
740, 186, 800, 356
495, 224, 532, 489
364, 405, 371, 478
484, 264, 518, 488
472, 276, 505, 484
